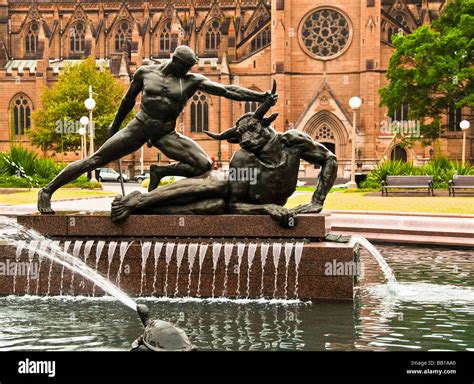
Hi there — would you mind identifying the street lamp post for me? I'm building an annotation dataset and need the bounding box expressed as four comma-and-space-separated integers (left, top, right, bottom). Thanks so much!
79, 116, 89, 159
348, 96, 362, 189
85, 86, 97, 181
460, 120, 470, 165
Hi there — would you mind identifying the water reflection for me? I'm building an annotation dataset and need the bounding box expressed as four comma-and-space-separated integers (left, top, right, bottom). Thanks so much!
354, 244, 474, 351
0, 244, 473, 351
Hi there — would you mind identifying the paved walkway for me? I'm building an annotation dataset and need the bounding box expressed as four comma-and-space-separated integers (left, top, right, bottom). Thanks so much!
329, 211, 474, 247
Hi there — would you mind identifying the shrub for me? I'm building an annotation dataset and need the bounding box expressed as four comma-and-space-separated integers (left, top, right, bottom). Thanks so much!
363, 160, 420, 188
363, 157, 474, 190
142, 177, 177, 189
65, 176, 102, 189
34, 158, 60, 180
0, 147, 100, 189
0, 175, 37, 188
0, 146, 37, 177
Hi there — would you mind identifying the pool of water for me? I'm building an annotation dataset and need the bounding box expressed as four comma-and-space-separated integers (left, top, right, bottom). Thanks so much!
0, 244, 473, 351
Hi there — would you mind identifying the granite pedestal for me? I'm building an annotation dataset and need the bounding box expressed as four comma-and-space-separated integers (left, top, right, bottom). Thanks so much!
0, 213, 357, 300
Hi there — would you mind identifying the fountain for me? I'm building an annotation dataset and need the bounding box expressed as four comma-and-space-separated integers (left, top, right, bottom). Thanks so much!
3, 214, 472, 352
0, 78, 396, 352
0, 217, 136, 311
0, 213, 358, 301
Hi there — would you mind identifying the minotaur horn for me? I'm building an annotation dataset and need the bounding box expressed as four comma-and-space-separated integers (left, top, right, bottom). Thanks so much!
253, 80, 277, 120
204, 126, 239, 143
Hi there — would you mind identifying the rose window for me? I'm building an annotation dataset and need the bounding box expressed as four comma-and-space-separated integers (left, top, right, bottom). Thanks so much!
300, 8, 351, 60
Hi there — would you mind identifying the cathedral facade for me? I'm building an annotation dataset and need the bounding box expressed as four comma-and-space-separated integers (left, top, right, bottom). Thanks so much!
0, 0, 470, 179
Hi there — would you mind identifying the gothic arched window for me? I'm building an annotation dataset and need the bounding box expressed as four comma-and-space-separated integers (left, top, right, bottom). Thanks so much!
10, 94, 32, 136
390, 103, 409, 122
190, 92, 209, 133
394, 13, 410, 31
244, 101, 258, 113
159, 20, 172, 53
250, 25, 271, 54
205, 19, 221, 51
25, 21, 39, 55
387, 26, 398, 43
115, 20, 132, 52
70, 21, 86, 53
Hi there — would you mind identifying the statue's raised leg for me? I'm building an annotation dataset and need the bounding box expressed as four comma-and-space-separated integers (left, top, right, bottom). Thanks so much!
148, 130, 212, 192
38, 118, 147, 214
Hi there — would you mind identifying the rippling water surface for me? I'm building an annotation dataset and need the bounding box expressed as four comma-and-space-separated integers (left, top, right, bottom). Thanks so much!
0, 244, 473, 351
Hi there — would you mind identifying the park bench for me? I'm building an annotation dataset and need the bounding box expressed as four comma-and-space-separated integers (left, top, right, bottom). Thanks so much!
448, 175, 474, 196
381, 176, 434, 196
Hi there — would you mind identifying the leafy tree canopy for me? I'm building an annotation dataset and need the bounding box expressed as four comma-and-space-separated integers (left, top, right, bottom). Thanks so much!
30, 57, 133, 152
380, 0, 473, 143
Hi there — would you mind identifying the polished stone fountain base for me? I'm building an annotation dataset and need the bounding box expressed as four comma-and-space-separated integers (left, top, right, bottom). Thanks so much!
0, 214, 357, 300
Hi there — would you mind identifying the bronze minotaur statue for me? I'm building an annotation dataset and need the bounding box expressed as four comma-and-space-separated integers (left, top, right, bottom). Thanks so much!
111, 82, 338, 227
37, 45, 276, 213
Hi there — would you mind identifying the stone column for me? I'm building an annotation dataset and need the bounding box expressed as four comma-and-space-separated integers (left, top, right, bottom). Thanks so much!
359, 0, 382, 160
271, 0, 289, 132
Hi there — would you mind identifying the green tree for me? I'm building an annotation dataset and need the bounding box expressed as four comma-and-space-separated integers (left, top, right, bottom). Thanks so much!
30, 57, 133, 153
380, 0, 473, 144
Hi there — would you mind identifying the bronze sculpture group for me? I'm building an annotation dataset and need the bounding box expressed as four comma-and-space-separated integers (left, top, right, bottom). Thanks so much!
38, 46, 337, 227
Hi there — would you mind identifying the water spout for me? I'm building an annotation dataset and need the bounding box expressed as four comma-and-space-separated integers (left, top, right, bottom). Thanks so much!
80, 240, 94, 289
152, 242, 163, 295
26, 240, 38, 294
35, 240, 49, 295
187, 243, 199, 296
139, 241, 152, 296
12, 240, 25, 294
60, 241, 72, 295
222, 242, 234, 297
272, 242, 282, 298
211, 242, 222, 298
0, 218, 136, 311
196, 242, 209, 297
106, 242, 118, 281
92, 240, 106, 296
236, 242, 246, 297
350, 235, 397, 290
116, 241, 133, 287
46, 240, 60, 296
164, 242, 176, 296
283, 242, 294, 299
246, 242, 257, 298
174, 243, 187, 296
260, 242, 269, 297
294, 242, 304, 298
70, 241, 83, 294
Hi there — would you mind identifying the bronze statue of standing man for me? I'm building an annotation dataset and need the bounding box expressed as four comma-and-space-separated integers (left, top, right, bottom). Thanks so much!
38, 45, 277, 213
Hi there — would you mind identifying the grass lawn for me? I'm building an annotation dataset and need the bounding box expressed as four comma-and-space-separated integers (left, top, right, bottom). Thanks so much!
0, 188, 116, 206
286, 191, 474, 214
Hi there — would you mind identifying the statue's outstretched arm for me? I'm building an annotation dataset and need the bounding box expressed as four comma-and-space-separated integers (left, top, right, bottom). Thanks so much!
302, 145, 338, 207
282, 131, 338, 213
197, 76, 268, 102
108, 67, 144, 137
